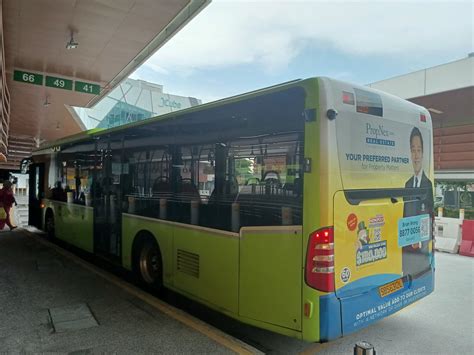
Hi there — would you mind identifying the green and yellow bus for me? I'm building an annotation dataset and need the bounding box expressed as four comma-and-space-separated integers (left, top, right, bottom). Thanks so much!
27, 77, 434, 342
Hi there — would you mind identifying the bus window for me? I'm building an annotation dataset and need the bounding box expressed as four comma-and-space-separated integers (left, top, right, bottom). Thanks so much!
125, 146, 170, 218
176, 146, 200, 202
75, 153, 95, 205
46, 152, 75, 202
229, 132, 303, 226
197, 145, 215, 200
149, 148, 171, 196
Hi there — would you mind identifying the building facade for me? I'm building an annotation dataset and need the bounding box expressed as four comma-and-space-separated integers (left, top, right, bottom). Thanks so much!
369, 55, 473, 179
369, 55, 474, 213
73, 78, 201, 130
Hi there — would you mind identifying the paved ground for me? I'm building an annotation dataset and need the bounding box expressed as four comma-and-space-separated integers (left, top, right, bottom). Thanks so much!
1, 229, 472, 354
309, 251, 474, 354
205, 251, 473, 354
0, 230, 253, 354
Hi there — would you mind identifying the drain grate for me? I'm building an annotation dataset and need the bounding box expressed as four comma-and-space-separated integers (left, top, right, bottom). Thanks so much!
48, 303, 98, 333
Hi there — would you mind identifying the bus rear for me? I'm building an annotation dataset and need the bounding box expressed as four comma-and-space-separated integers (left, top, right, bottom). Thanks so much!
312, 78, 434, 340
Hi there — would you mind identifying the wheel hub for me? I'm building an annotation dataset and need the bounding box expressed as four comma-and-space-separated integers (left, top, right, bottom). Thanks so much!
139, 245, 160, 284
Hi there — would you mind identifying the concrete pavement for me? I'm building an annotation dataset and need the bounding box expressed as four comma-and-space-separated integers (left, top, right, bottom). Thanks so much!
1, 228, 472, 354
0, 229, 257, 354
222, 251, 474, 354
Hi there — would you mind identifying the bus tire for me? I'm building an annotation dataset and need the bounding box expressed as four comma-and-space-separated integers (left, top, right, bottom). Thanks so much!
133, 233, 163, 290
45, 209, 55, 239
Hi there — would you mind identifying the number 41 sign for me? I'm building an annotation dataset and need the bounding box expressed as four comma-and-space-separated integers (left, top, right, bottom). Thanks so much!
75, 81, 100, 95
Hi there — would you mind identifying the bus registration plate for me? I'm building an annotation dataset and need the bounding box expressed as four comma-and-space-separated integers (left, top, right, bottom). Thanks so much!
379, 279, 404, 298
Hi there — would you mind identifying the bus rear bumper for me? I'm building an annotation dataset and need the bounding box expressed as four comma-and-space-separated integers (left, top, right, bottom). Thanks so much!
319, 270, 434, 341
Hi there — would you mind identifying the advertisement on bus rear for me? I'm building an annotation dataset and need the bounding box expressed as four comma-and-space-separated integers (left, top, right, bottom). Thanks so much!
328, 85, 435, 335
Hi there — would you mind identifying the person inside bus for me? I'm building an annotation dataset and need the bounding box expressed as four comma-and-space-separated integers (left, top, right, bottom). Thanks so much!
76, 188, 86, 204
75, 176, 84, 204
402, 127, 434, 277
50, 181, 66, 202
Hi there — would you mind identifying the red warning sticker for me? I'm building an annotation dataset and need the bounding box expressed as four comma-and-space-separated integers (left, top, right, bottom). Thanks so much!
347, 213, 358, 231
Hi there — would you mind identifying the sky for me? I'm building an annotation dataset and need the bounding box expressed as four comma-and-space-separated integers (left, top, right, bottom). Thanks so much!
130, 0, 473, 103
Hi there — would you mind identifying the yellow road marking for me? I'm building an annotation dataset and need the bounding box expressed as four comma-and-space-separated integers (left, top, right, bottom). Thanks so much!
28, 232, 261, 355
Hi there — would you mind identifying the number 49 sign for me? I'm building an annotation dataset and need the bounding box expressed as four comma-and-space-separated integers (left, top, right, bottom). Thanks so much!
46, 76, 73, 90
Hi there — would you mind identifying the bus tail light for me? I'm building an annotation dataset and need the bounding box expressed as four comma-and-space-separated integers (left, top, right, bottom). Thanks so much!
305, 227, 335, 292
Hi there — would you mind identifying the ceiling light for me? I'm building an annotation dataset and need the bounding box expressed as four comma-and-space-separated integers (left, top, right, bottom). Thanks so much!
66, 31, 78, 49
428, 108, 443, 114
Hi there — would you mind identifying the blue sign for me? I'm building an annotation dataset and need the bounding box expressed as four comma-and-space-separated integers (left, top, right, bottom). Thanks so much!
398, 214, 430, 247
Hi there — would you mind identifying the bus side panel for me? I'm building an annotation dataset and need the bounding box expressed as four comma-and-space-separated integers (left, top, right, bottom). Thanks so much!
69, 204, 94, 253
173, 226, 239, 314
51, 202, 67, 242
121, 214, 174, 286
239, 226, 302, 331
44, 200, 94, 253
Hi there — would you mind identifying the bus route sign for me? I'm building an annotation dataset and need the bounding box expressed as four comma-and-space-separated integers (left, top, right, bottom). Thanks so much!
13, 70, 43, 86
45, 76, 73, 91
75, 81, 100, 95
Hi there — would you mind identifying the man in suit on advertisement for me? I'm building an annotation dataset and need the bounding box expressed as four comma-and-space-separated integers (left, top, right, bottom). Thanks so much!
403, 127, 434, 277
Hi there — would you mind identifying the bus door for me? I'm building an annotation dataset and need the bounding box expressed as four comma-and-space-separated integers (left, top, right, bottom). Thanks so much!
28, 162, 45, 228
93, 139, 122, 259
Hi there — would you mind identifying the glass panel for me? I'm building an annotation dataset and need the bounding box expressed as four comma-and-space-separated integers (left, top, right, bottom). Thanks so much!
229, 133, 304, 226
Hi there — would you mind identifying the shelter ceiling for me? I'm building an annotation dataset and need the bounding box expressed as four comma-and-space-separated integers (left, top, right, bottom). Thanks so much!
1, 0, 206, 170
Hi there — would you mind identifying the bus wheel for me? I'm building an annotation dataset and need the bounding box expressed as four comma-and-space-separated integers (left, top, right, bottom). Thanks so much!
45, 211, 55, 239
136, 238, 163, 290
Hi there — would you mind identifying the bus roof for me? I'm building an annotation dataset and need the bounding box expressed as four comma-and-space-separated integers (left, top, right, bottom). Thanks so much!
35, 76, 428, 153
35, 78, 305, 152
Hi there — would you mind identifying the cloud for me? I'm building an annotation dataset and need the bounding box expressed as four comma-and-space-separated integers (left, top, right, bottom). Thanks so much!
141, 0, 472, 75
